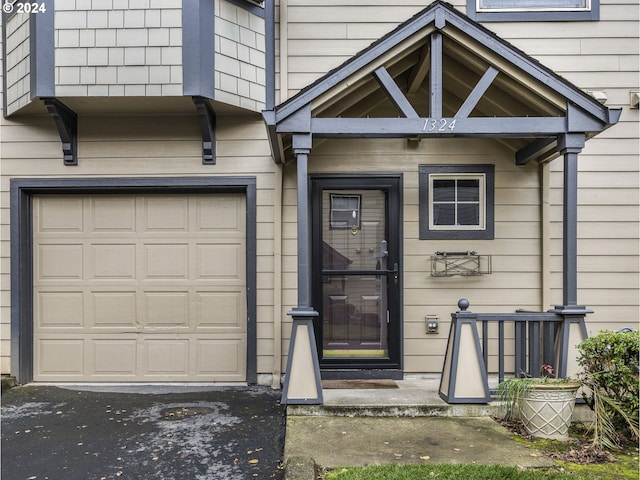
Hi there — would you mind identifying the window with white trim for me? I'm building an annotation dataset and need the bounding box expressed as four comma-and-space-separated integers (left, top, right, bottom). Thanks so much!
467, 0, 599, 21
419, 165, 494, 240
430, 174, 485, 230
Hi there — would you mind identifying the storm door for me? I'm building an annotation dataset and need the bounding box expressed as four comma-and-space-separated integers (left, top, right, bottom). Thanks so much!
311, 176, 402, 375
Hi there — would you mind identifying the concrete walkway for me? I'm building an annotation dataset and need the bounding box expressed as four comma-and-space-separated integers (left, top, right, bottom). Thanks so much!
283, 377, 556, 479
285, 416, 553, 469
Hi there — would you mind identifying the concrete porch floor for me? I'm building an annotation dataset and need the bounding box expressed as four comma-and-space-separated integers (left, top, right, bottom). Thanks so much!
287, 376, 501, 417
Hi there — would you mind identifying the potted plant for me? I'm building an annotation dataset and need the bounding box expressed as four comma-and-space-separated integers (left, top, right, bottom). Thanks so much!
497, 365, 580, 440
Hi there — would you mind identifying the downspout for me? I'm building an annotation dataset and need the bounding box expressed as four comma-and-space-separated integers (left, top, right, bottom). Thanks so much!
265, 0, 282, 389
540, 161, 551, 310
272, 164, 283, 389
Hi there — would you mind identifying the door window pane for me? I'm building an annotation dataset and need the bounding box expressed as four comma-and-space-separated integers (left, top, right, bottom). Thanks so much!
321, 189, 389, 361
323, 191, 385, 271
322, 275, 388, 359
330, 194, 361, 229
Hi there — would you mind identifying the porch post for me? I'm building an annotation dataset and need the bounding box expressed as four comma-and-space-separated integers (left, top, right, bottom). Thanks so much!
281, 133, 322, 404
551, 132, 590, 378
558, 132, 584, 308
293, 133, 313, 308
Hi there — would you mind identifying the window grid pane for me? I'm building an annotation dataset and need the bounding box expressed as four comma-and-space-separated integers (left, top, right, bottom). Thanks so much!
430, 175, 484, 230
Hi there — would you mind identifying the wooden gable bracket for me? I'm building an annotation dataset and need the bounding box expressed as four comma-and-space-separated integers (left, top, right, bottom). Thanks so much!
42, 98, 77, 166
515, 138, 557, 166
515, 102, 615, 166
192, 96, 217, 165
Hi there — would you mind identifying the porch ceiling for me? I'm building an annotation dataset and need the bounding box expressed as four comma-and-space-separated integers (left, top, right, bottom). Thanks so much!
267, 1, 620, 165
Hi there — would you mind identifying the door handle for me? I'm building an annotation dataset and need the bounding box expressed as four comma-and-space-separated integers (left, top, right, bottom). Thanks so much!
374, 240, 389, 259
384, 263, 398, 283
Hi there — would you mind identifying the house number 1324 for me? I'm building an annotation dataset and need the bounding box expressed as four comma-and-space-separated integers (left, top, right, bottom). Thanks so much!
422, 118, 457, 132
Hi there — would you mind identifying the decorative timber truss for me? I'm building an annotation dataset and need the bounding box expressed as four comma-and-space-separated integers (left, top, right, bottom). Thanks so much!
265, 1, 620, 165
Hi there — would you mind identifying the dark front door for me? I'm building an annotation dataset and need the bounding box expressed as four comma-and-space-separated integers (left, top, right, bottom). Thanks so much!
311, 176, 402, 376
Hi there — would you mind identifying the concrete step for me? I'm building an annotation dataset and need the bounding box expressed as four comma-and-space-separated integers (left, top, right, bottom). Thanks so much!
286, 376, 594, 422
287, 377, 501, 417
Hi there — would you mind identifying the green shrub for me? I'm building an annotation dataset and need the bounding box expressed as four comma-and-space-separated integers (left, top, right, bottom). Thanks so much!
577, 330, 639, 449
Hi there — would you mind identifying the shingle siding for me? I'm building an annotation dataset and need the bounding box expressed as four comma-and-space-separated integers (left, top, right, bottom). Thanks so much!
215, 0, 266, 112
5, 12, 31, 115
54, 0, 182, 96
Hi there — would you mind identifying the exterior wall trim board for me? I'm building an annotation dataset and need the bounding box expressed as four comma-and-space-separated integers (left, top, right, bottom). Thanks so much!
183, 0, 215, 98
30, 0, 54, 98
2, 10, 7, 116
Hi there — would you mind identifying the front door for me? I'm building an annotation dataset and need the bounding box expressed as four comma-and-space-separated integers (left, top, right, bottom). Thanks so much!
311, 176, 402, 376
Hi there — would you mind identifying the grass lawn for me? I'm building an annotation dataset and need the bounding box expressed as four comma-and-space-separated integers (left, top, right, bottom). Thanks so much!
322, 451, 639, 480
324, 464, 592, 480
321, 426, 639, 480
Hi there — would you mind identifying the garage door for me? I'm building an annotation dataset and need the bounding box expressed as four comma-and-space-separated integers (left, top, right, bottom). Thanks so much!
33, 194, 247, 382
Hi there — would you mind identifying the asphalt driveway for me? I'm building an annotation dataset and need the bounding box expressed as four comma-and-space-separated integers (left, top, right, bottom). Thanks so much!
1, 384, 285, 480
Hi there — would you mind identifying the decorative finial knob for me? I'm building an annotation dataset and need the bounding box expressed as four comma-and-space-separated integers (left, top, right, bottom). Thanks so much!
458, 298, 469, 311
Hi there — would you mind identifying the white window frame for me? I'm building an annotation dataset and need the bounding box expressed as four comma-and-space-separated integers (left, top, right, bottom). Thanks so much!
419, 164, 494, 240
429, 173, 486, 231
476, 0, 591, 13
467, 0, 599, 21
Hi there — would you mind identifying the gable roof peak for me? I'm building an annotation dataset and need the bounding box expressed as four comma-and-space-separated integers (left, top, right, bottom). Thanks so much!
274, 0, 612, 126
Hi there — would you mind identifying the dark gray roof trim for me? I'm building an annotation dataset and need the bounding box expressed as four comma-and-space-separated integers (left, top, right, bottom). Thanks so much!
274, 1, 617, 127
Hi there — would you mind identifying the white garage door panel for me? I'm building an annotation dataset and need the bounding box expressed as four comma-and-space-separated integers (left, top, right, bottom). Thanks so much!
36, 339, 85, 376
35, 335, 247, 381
33, 194, 247, 382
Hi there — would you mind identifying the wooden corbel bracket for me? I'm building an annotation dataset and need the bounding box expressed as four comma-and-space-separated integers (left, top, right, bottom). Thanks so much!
192, 96, 217, 165
42, 98, 78, 166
